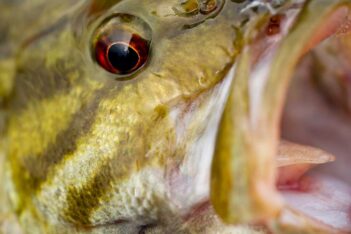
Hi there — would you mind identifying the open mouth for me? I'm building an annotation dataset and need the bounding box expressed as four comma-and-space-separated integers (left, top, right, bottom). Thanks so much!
53, 2, 351, 233
208, 1, 351, 233
278, 16, 351, 233
274, 4, 351, 233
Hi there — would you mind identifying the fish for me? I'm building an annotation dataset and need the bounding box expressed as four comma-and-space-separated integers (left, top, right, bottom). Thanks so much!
0, 0, 350, 233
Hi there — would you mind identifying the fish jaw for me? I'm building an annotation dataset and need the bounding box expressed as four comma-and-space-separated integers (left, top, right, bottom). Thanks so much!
209, 0, 351, 232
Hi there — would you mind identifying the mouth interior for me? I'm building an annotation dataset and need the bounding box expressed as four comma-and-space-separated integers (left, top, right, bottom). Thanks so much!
276, 10, 351, 232
206, 4, 351, 231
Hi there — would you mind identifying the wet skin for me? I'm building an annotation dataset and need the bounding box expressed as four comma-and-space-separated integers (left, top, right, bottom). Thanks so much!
1, 0, 351, 233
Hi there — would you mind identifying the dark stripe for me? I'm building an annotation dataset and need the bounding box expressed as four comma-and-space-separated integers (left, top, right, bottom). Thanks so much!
9, 56, 82, 112
62, 124, 151, 226
10, 80, 127, 215
9, 88, 99, 212
7, 17, 77, 111
63, 161, 114, 226
29, 88, 110, 187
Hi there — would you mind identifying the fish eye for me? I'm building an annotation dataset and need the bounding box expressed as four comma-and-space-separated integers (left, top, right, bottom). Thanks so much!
92, 14, 152, 76
94, 31, 149, 75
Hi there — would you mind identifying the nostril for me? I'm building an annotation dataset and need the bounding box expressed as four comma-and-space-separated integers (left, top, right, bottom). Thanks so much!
266, 14, 284, 36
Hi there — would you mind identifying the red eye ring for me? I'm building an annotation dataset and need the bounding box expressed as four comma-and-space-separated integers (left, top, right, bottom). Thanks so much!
92, 14, 152, 76
94, 32, 150, 75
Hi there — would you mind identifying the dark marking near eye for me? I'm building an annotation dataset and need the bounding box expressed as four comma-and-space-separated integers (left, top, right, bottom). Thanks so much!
8, 20, 79, 112
9, 60, 76, 111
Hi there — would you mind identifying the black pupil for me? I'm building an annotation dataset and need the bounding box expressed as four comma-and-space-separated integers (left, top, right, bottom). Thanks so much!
108, 43, 139, 73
